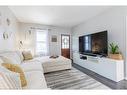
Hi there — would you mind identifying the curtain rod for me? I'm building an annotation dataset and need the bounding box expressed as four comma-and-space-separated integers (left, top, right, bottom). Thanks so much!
30, 27, 51, 30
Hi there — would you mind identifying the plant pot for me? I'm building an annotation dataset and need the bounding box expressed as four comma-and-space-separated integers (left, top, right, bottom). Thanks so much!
108, 54, 123, 60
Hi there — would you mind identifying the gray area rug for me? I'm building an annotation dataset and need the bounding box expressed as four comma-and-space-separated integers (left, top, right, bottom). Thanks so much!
44, 67, 111, 89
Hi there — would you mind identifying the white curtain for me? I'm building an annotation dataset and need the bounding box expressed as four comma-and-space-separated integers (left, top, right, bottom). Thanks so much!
35, 29, 49, 56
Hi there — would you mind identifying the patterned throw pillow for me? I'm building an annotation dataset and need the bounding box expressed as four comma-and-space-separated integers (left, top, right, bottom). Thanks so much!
22, 51, 33, 60
0, 66, 21, 89
2, 63, 27, 87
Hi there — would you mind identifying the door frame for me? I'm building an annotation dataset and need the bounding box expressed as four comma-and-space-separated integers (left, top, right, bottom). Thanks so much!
61, 34, 70, 58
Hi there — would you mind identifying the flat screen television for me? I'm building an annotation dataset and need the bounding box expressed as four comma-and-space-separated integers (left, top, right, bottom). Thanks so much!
79, 31, 108, 57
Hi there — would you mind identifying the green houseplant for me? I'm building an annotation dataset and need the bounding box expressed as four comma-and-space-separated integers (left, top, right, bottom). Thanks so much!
109, 43, 119, 54
108, 43, 123, 60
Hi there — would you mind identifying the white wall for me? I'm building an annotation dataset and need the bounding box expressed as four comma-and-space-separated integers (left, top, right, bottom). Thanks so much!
18, 22, 72, 56
49, 27, 72, 56
72, 7, 127, 78
0, 6, 19, 51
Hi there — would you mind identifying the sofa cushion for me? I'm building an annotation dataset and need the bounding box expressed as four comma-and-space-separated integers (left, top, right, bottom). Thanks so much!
0, 51, 21, 64
2, 63, 27, 87
21, 60, 43, 72
23, 71, 47, 89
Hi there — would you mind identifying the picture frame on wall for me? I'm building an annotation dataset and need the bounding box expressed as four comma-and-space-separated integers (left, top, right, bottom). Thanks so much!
51, 35, 57, 42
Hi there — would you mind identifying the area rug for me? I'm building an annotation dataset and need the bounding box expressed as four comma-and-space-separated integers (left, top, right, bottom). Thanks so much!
44, 67, 111, 89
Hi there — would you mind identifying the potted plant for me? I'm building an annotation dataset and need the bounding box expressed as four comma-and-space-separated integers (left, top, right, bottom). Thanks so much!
108, 43, 123, 60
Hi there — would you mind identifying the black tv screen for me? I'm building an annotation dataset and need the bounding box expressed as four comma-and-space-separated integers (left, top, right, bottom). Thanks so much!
79, 31, 108, 56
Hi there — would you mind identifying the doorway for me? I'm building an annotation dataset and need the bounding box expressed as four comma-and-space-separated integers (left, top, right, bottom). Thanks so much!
61, 34, 70, 59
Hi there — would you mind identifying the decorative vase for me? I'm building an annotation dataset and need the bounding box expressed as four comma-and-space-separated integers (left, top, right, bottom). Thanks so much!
108, 53, 123, 60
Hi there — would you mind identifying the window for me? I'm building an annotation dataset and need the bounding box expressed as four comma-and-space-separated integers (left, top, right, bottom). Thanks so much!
61, 35, 70, 49
36, 30, 49, 56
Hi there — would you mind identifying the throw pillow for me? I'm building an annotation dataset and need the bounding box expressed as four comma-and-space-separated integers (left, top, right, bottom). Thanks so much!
22, 51, 33, 60
2, 63, 27, 87
0, 56, 20, 64
0, 66, 21, 89
0, 58, 3, 65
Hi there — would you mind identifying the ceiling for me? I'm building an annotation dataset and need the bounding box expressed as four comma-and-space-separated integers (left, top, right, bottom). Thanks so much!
9, 6, 111, 28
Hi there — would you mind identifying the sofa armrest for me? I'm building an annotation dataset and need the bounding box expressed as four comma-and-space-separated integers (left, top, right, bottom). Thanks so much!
23, 71, 47, 89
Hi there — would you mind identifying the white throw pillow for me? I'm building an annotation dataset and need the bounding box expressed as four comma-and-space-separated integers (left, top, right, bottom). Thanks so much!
0, 66, 21, 89
16, 51, 24, 62
0, 58, 3, 65
0, 56, 19, 64
0, 51, 21, 64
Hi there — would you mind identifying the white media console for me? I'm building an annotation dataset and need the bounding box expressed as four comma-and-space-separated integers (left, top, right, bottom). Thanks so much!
73, 52, 124, 82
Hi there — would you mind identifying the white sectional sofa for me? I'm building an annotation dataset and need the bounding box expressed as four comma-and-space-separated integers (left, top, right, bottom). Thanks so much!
0, 51, 72, 89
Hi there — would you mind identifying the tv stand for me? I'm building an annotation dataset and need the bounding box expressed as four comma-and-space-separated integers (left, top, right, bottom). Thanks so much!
81, 53, 97, 57
80, 54, 101, 63
73, 52, 124, 82
81, 53, 107, 57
